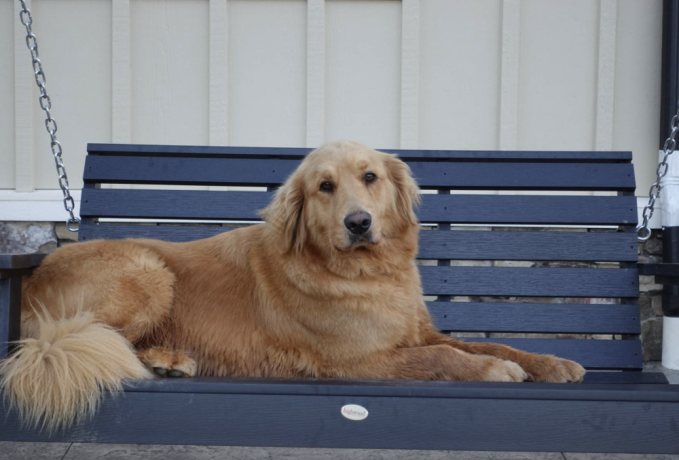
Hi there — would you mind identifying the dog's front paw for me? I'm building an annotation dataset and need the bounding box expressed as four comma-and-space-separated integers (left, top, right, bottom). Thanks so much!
138, 347, 197, 378
482, 357, 528, 382
523, 355, 585, 383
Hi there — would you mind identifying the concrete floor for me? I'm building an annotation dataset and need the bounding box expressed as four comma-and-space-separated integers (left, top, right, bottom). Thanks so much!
1, 363, 678, 460
1, 443, 678, 460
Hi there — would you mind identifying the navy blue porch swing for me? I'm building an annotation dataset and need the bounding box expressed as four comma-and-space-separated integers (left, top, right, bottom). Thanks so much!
2, 0, 679, 454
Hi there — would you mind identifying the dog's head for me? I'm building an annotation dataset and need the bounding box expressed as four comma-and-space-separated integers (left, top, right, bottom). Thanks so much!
262, 141, 420, 265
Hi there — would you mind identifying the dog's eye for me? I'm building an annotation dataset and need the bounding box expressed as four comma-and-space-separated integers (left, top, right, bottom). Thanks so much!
320, 181, 334, 192
364, 172, 377, 183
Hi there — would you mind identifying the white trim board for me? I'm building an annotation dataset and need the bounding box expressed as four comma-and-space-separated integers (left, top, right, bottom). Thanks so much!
0, 190, 82, 222
0, 190, 662, 230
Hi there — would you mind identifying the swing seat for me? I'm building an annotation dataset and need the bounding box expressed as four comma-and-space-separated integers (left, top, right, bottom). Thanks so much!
1, 144, 678, 454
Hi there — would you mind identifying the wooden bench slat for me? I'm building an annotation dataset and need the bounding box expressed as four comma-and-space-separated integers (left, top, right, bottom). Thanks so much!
463, 338, 642, 369
118, 370, 679, 388
87, 143, 634, 162
79, 223, 231, 242
4, 380, 679, 452
419, 266, 639, 298
79, 225, 638, 262
80, 189, 638, 225
121, 374, 673, 394
417, 230, 637, 261
84, 156, 636, 191
420, 194, 637, 225
428, 302, 640, 334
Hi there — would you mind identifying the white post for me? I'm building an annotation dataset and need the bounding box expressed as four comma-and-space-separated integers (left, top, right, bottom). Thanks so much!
661, 149, 679, 370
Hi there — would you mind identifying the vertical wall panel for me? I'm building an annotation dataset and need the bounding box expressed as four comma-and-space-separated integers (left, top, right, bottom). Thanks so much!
400, 0, 420, 149
0, 0, 16, 189
419, 0, 502, 150
519, 0, 599, 151
228, 0, 306, 147
112, 0, 131, 144
595, 0, 618, 153
206, 0, 229, 192
326, 0, 401, 148
306, 0, 326, 148
30, 0, 111, 191
613, 0, 663, 196
209, 0, 229, 147
14, 0, 33, 192
131, 0, 209, 146
500, 0, 521, 150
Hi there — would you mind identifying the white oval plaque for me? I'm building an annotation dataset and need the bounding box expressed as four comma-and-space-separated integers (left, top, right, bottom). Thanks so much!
341, 404, 369, 421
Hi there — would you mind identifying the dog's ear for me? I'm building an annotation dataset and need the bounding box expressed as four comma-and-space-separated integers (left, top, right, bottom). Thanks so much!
260, 172, 307, 253
386, 154, 420, 226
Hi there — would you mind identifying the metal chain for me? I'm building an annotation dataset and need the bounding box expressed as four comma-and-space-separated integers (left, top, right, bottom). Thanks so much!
637, 103, 679, 241
17, 0, 80, 232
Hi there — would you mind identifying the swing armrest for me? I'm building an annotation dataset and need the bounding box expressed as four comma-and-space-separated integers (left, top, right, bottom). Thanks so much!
0, 253, 46, 360
0, 253, 46, 278
638, 263, 679, 286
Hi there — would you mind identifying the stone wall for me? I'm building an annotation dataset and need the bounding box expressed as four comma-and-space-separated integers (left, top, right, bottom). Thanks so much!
0, 222, 79, 254
638, 230, 664, 361
0, 221, 666, 361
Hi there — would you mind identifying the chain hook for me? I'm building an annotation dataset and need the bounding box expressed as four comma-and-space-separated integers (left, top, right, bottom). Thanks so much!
636, 100, 679, 240
637, 226, 652, 242
66, 218, 80, 233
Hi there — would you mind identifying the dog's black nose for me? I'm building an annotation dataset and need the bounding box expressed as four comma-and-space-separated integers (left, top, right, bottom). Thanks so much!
344, 212, 372, 235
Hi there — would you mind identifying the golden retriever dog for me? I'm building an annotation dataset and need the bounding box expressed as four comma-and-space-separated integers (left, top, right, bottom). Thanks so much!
0, 141, 585, 432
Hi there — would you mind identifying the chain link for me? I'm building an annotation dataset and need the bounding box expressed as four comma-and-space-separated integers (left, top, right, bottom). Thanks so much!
17, 0, 80, 232
637, 108, 679, 241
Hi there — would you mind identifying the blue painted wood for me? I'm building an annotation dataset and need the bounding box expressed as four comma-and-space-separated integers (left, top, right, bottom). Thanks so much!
583, 371, 667, 384
79, 225, 638, 262
427, 302, 641, 334
79, 189, 270, 221
0, 277, 22, 360
79, 189, 638, 225
407, 161, 635, 191
84, 156, 299, 187
10, 376, 679, 402
463, 338, 643, 369
0, 253, 46, 270
638, 263, 679, 276
118, 373, 670, 393
87, 143, 634, 161
416, 230, 638, 261
417, 194, 638, 225
2, 384, 677, 452
419, 266, 639, 298
83, 156, 636, 191
78, 223, 233, 243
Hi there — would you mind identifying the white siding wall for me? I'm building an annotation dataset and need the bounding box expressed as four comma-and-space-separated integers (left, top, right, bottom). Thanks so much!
0, 0, 664, 218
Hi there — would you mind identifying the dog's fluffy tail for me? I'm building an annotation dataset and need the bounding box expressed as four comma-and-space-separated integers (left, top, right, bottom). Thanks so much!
0, 310, 152, 433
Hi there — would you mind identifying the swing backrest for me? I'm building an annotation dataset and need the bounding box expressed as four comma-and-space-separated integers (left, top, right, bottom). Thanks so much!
79, 144, 641, 372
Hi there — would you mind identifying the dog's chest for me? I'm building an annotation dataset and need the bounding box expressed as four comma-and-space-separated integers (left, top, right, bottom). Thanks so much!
300, 285, 420, 355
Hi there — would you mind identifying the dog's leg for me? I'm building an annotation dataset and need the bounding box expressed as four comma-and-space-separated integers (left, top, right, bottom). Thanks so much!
421, 330, 585, 383
137, 347, 197, 378
330, 345, 527, 382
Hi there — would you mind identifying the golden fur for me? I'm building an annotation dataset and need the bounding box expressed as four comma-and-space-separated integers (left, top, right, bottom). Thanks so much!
1, 141, 585, 431
0, 309, 151, 432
